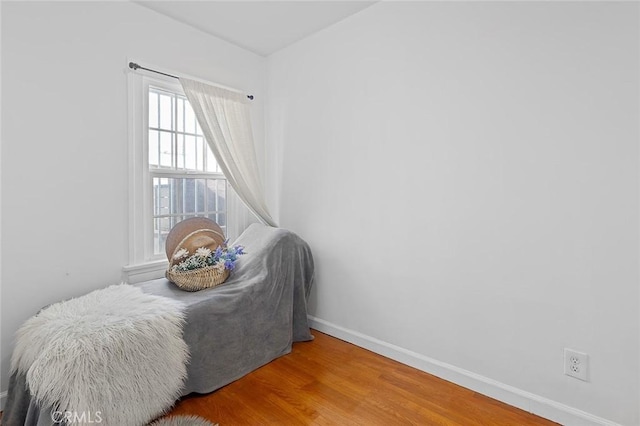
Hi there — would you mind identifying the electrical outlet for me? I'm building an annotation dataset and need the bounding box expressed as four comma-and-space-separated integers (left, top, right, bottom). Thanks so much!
564, 348, 588, 381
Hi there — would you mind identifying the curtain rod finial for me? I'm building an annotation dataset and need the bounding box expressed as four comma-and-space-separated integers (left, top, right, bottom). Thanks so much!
247, 95, 254, 100
129, 62, 140, 70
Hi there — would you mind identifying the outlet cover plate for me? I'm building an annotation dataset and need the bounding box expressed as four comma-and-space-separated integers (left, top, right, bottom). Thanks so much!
564, 348, 588, 381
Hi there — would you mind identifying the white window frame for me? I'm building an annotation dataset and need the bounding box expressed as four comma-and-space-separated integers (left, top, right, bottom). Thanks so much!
124, 69, 238, 283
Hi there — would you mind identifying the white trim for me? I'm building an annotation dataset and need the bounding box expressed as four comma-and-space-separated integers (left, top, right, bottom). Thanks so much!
127, 69, 146, 265
1, 390, 7, 411
308, 316, 621, 426
122, 260, 168, 284
127, 65, 237, 268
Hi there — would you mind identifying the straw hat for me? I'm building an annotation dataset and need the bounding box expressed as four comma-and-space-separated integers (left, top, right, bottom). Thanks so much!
165, 217, 226, 266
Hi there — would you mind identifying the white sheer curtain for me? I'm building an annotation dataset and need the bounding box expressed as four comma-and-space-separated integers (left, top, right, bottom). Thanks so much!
180, 78, 277, 227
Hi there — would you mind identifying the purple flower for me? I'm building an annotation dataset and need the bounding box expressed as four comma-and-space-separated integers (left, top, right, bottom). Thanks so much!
213, 246, 223, 260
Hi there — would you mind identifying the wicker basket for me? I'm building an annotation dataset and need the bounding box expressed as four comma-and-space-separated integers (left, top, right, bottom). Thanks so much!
166, 266, 230, 292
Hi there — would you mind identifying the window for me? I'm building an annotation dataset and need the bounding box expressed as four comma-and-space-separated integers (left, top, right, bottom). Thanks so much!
125, 72, 234, 282
147, 86, 227, 255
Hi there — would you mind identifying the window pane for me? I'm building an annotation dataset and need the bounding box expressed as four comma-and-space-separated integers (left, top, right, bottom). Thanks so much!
159, 131, 173, 168
209, 213, 226, 229
153, 217, 172, 255
176, 133, 185, 170
152, 178, 160, 216
152, 177, 227, 255
195, 179, 205, 213
171, 179, 183, 216
207, 180, 226, 212
153, 177, 169, 216
207, 180, 220, 211
182, 178, 196, 213
184, 135, 197, 170
196, 138, 205, 171
185, 103, 196, 134
154, 215, 184, 255
149, 130, 159, 167
176, 97, 185, 133
170, 215, 182, 235
218, 180, 226, 211
159, 93, 173, 130
149, 92, 158, 128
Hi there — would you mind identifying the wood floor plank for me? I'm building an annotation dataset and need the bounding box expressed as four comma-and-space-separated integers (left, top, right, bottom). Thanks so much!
165, 330, 558, 425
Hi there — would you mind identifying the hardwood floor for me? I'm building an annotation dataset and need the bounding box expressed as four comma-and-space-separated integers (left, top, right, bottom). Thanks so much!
166, 330, 557, 425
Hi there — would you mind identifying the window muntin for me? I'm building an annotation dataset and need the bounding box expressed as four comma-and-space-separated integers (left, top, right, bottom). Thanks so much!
148, 87, 221, 173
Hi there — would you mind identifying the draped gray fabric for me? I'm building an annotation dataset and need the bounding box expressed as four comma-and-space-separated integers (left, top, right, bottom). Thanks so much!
2, 224, 314, 426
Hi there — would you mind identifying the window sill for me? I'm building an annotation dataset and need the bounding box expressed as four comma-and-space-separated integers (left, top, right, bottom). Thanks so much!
122, 259, 168, 284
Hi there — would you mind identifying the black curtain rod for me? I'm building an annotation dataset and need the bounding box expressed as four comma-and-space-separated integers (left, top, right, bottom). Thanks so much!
128, 62, 254, 100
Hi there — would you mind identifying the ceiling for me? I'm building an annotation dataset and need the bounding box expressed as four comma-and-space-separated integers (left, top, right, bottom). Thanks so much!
135, 1, 376, 56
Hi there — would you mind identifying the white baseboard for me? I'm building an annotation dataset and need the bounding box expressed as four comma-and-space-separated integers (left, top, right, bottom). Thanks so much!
308, 316, 620, 426
1, 390, 7, 411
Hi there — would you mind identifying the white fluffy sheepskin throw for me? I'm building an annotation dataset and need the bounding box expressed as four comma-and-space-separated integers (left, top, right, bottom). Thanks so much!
11, 284, 189, 426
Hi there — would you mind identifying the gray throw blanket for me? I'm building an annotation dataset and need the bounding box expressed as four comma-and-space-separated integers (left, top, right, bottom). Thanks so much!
2, 224, 314, 426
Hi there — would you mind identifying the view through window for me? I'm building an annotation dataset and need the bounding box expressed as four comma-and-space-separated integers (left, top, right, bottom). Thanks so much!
148, 86, 227, 254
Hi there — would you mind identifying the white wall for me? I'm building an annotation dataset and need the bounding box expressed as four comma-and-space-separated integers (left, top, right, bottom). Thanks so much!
267, 2, 639, 425
0, 1, 266, 394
